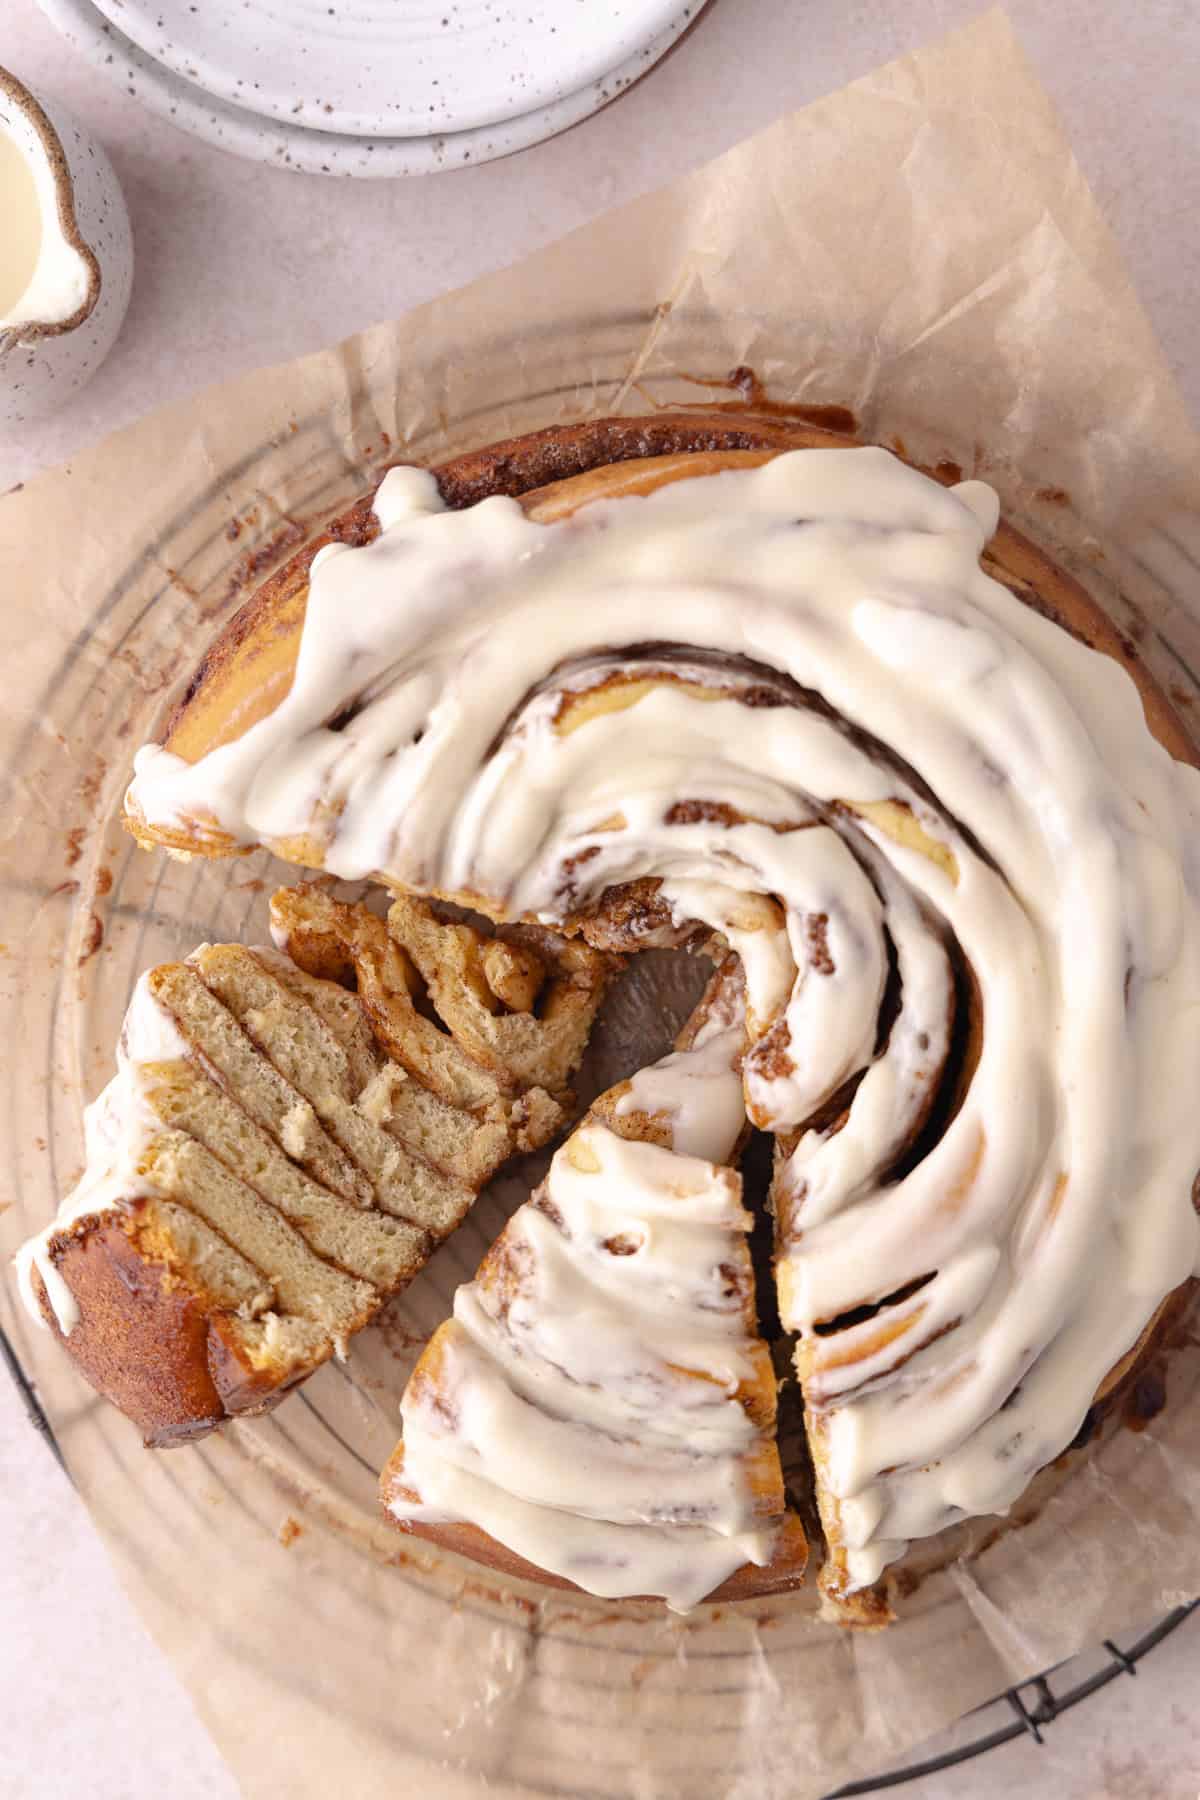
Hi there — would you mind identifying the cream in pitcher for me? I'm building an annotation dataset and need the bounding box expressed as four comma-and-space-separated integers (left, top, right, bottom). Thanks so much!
0, 65, 132, 428
0, 123, 46, 321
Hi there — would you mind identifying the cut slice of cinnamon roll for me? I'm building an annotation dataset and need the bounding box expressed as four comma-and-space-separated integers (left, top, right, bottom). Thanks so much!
381, 960, 809, 1609
20, 410, 1200, 1616
17, 891, 612, 1445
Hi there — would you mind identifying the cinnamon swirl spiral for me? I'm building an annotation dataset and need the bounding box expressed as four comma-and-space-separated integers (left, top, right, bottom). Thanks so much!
66, 413, 1200, 1608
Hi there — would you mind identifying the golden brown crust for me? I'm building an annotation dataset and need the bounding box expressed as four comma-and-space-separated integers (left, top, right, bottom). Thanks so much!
380, 1458, 810, 1605
34, 1212, 230, 1448
34, 1204, 329, 1446
203, 1317, 318, 1421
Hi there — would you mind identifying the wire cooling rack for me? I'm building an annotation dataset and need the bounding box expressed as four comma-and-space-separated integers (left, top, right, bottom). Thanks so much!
4, 1314, 1195, 1797
825, 1601, 1198, 1795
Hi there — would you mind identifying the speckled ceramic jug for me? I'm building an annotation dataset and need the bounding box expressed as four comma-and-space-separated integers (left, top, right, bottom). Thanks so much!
0, 65, 133, 433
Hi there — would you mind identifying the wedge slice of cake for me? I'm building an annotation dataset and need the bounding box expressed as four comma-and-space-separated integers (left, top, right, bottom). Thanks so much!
17, 888, 613, 1445
382, 962, 808, 1609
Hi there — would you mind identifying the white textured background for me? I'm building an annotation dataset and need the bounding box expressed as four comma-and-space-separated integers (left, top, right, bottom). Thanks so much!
2, 0, 1198, 1794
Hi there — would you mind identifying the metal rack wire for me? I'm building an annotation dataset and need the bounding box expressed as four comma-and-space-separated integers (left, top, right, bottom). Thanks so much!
1, 1319, 66, 1472
824, 1601, 1198, 1795
4, 1316, 1196, 1795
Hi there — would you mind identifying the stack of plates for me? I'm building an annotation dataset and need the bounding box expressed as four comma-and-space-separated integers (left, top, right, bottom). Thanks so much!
36, 0, 708, 177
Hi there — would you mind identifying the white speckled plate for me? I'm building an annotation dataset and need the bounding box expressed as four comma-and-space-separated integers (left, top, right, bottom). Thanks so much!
92, 0, 687, 138
36, 0, 706, 176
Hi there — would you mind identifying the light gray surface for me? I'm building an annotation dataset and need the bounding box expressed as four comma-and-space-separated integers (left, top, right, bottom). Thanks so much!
2, 1, 1198, 1795
2, 0, 1198, 494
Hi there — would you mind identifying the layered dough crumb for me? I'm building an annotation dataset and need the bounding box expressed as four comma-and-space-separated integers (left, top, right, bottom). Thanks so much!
17, 889, 614, 1446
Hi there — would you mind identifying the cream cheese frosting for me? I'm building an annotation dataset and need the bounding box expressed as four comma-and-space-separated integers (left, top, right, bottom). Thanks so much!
111, 446, 1200, 1595
390, 992, 782, 1612
15, 972, 190, 1334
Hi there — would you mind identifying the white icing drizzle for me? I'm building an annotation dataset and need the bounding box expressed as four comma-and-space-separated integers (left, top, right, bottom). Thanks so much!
121, 448, 1200, 1592
14, 973, 189, 1334
393, 1079, 782, 1612
614, 965, 746, 1164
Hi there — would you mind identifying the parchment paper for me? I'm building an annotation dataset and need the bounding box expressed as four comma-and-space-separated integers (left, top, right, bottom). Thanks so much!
3, 11, 1200, 1796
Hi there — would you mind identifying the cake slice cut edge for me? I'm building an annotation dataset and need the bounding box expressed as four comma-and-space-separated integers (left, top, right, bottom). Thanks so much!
17, 890, 616, 1447
380, 958, 810, 1610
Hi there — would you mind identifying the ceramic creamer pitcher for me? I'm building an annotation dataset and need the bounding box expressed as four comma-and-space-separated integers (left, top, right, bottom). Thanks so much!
0, 65, 133, 433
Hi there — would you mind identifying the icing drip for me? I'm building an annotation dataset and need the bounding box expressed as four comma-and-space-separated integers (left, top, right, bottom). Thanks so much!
15, 973, 189, 1334
123, 447, 1200, 1593
393, 1031, 784, 1610
614, 968, 746, 1163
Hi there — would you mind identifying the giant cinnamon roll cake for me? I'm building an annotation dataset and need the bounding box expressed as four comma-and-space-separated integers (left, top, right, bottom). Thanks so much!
18, 410, 1200, 1615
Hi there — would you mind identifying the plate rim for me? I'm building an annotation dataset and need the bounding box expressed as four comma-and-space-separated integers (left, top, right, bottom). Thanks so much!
36, 0, 707, 177
87, 0, 690, 139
